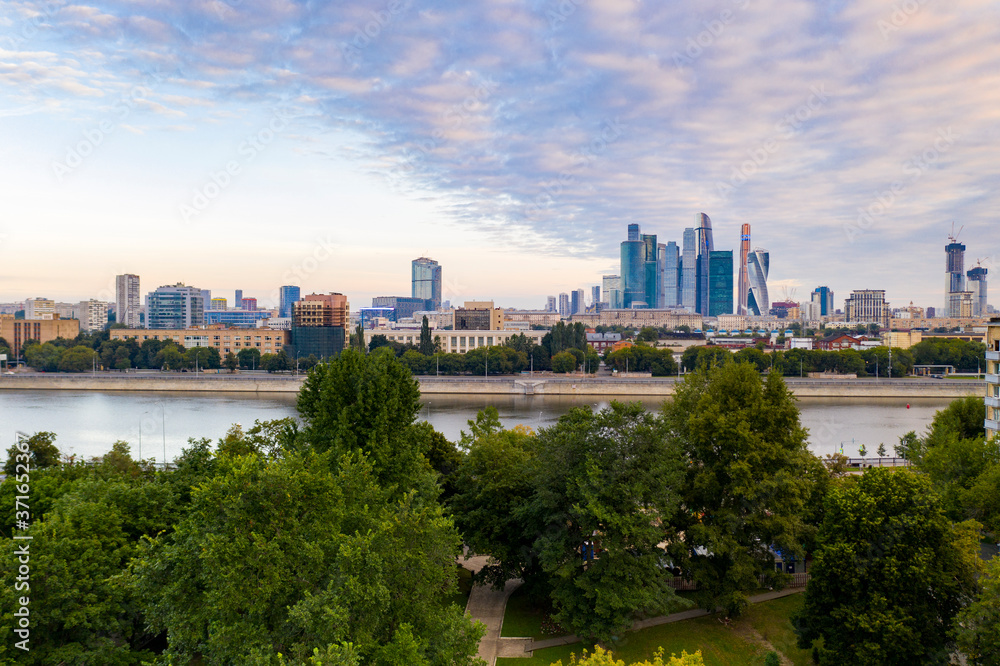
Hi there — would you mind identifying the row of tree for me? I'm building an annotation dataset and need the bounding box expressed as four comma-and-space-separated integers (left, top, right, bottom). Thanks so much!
0, 348, 483, 665
680, 344, 918, 377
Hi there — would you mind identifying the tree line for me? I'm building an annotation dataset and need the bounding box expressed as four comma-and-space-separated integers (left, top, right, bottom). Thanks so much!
2, 351, 998, 664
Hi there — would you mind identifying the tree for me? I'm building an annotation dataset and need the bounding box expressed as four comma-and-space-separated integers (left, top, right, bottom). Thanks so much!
794, 468, 981, 665
185, 346, 221, 370
550, 646, 704, 665
954, 556, 1000, 665
127, 451, 483, 665
3, 431, 61, 476
55, 345, 96, 372
237, 347, 262, 370
419, 316, 435, 355
25, 341, 63, 371
263, 350, 292, 373
296, 348, 430, 492
662, 363, 821, 616
350, 322, 365, 352
636, 327, 658, 342
368, 334, 391, 352
551, 350, 577, 373
224, 352, 239, 372
531, 403, 687, 643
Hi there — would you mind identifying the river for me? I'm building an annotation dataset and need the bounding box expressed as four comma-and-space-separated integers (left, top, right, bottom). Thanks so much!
0, 391, 951, 463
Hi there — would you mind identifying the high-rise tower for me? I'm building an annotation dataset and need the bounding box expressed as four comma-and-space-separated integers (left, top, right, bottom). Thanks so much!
621, 226, 646, 308
115, 274, 141, 328
945, 240, 966, 317
695, 213, 714, 315
412, 257, 442, 310
737, 224, 751, 316
681, 228, 697, 311
968, 265, 988, 317
747, 249, 769, 316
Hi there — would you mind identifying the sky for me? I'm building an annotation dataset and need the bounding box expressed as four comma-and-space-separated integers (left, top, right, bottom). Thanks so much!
1, 0, 998, 312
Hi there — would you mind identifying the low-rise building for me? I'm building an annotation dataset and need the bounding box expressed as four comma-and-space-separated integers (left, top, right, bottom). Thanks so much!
571, 309, 703, 330
884, 330, 923, 349
986, 319, 1000, 442
586, 331, 622, 352
454, 301, 503, 331
110, 327, 289, 356
0, 315, 80, 359
366, 328, 546, 354
817, 333, 862, 351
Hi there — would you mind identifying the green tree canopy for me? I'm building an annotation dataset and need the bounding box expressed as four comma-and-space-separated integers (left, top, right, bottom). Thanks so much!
662, 363, 821, 616
794, 468, 982, 665
954, 555, 1000, 665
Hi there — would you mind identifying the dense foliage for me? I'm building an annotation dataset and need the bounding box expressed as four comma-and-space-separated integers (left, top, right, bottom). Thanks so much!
794, 468, 981, 665
0, 351, 482, 665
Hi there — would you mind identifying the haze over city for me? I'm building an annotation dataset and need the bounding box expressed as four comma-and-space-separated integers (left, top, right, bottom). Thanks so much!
2, 0, 998, 309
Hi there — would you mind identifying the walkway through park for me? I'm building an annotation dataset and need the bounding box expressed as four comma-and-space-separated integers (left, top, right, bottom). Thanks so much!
461, 556, 804, 664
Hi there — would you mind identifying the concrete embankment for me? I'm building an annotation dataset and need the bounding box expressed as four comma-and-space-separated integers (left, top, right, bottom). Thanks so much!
0, 374, 984, 398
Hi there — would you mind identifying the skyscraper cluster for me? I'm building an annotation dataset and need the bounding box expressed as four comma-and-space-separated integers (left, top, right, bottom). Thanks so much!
612, 213, 741, 317
945, 235, 989, 318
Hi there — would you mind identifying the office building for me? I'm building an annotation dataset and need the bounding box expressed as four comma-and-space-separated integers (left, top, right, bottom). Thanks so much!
621, 224, 646, 308
454, 301, 503, 331
235, 289, 244, 310
571, 289, 585, 315
986, 319, 1000, 442
746, 248, 769, 316
115, 274, 141, 328
681, 227, 697, 311
279, 285, 300, 318
146, 284, 205, 330
77, 300, 108, 332
292, 293, 349, 328
708, 250, 733, 316
591, 285, 602, 309
695, 213, 715, 316
558, 293, 570, 316
24, 298, 55, 320
204, 309, 276, 328
947, 291, 975, 319
737, 224, 752, 315
201, 290, 212, 314
602, 275, 622, 310
663, 242, 680, 308
546, 295, 557, 313
845, 289, 890, 328
412, 257, 443, 310
210, 297, 228, 310
111, 327, 289, 356
371, 296, 433, 321
967, 266, 988, 317
242, 297, 258, 311
288, 292, 349, 360
1, 315, 80, 359
811, 286, 834, 317
946, 241, 966, 317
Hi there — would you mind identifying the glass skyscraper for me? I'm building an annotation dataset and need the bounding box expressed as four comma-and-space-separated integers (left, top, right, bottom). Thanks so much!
747, 249, 770, 316
695, 213, 715, 316
708, 250, 733, 316
621, 229, 645, 308
279, 285, 300, 318
663, 241, 680, 307
681, 228, 697, 311
412, 257, 442, 310
146, 283, 205, 329
810, 286, 833, 316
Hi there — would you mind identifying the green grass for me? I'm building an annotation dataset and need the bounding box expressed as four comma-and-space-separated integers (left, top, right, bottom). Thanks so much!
500, 586, 556, 639
448, 565, 474, 610
497, 593, 810, 666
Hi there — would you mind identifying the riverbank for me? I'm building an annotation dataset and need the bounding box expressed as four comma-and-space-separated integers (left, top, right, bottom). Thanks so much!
0, 373, 984, 398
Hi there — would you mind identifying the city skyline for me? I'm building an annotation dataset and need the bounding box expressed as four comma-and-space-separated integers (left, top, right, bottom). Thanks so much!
1, 1, 998, 309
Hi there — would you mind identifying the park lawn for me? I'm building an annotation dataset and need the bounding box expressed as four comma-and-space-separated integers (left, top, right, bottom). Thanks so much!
449, 565, 475, 611
497, 593, 809, 666
500, 586, 551, 638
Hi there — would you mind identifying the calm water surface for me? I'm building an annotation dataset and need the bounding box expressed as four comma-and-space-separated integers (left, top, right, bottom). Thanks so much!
0, 390, 951, 463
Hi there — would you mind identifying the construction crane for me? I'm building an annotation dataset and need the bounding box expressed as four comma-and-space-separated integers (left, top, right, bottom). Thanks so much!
948, 221, 964, 244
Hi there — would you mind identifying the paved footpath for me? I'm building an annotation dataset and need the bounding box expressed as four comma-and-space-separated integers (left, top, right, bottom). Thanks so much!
463, 556, 530, 665
526, 587, 805, 653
